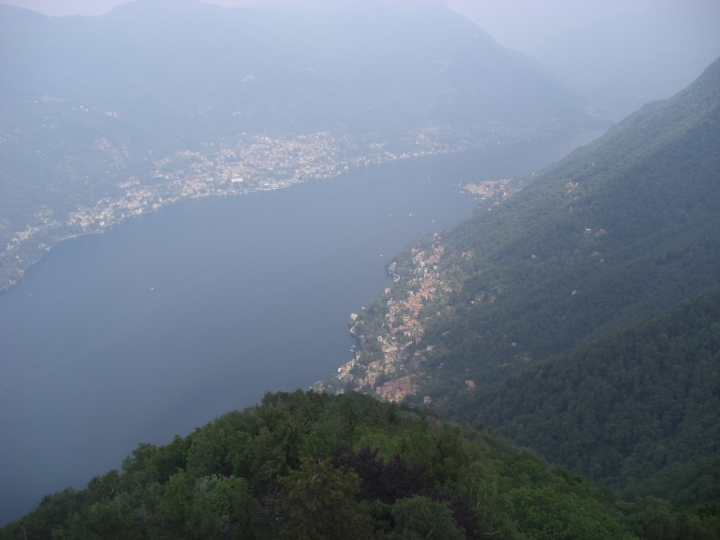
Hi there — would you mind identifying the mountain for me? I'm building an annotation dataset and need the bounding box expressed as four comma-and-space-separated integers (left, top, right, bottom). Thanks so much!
325, 56, 720, 502
531, 3, 720, 121
1, 0, 599, 142
342, 55, 720, 392
418, 54, 720, 381
0, 0, 605, 291
445, 285, 720, 506
2, 391, 718, 539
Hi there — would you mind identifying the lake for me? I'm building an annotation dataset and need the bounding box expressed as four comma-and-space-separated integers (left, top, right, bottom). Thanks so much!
0, 130, 604, 524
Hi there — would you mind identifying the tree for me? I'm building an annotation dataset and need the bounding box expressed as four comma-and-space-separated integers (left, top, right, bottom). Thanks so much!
390, 496, 464, 540
273, 458, 371, 540
149, 471, 256, 540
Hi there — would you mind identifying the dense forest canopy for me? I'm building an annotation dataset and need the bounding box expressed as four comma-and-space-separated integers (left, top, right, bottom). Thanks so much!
2, 391, 718, 539
443, 285, 720, 506
306, 56, 720, 523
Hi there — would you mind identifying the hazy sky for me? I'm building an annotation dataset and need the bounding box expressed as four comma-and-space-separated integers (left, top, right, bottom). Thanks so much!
0, 0, 705, 52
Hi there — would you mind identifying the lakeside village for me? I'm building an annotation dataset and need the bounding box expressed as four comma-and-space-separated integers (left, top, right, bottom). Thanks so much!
311, 238, 451, 403
2, 117, 552, 291
311, 177, 521, 403
66, 132, 416, 230
310, 238, 464, 404
63, 128, 527, 233
1, 127, 464, 291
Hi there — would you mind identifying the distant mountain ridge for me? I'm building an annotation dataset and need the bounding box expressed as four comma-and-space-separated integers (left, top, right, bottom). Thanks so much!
0, 0, 605, 291
1, 0, 600, 143
531, 3, 720, 121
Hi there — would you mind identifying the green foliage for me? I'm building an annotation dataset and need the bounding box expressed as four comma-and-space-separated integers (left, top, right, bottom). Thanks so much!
186, 416, 255, 479
382, 55, 720, 397
0, 489, 85, 540
51, 495, 141, 540
390, 496, 463, 540
619, 497, 681, 540
146, 471, 256, 540
333, 56, 720, 516
445, 286, 720, 505
507, 486, 632, 540
5, 390, 698, 540
273, 458, 370, 540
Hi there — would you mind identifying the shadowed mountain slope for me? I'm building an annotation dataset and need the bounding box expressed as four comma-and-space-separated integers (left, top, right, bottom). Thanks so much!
404, 55, 720, 389
444, 285, 720, 506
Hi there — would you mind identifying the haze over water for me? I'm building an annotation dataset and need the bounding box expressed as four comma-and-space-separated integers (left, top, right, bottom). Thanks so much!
0, 130, 603, 524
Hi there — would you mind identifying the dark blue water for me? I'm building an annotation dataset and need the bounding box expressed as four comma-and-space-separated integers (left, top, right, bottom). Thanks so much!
0, 130, 604, 524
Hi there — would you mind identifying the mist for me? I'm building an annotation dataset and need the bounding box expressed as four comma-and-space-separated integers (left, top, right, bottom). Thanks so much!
1, 0, 719, 532
5, 0, 718, 121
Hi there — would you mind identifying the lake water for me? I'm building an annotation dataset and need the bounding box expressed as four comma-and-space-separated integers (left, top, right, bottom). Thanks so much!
0, 130, 604, 524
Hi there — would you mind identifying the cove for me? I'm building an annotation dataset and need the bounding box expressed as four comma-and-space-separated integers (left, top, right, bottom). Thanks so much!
0, 129, 604, 524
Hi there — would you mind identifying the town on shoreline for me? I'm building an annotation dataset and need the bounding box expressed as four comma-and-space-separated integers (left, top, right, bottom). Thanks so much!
311, 176, 521, 403
1, 120, 545, 292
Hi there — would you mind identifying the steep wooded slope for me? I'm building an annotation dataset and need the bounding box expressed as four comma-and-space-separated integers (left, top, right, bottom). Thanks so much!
443, 285, 720, 506
397, 55, 720, 393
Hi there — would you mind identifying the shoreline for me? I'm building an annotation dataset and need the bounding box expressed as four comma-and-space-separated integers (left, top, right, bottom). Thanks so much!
1, 129, 466, 293
1, 126, 604, 294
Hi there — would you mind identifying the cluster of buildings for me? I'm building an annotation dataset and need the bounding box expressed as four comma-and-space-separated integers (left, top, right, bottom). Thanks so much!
2, 122, 511, 291
6, 224, 41, 249
458, 177, 516, 199
387, 244, 445, 332
67, 186, 158, 229
52, 130, 464, 240
316, 237, 450, 403
65, 133, 347, 233
374, 376, 418, 402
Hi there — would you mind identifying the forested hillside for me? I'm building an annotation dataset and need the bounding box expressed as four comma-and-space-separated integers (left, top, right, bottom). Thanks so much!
318, 56, 720, 510
337, 54, 720, 396
443, 285, 720, 506
2, 391, 718, 539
